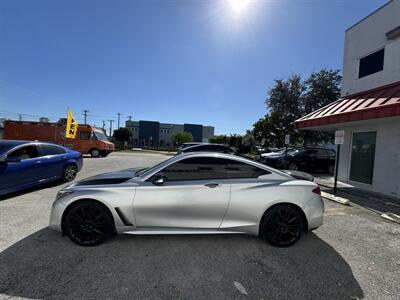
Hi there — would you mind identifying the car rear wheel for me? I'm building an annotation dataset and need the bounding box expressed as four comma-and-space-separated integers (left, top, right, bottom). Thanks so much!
63, 165, 77, 182
261, 205, 303, 247
328, 164, 335, 174
64, 201, 114, 246
288, 162, 298, 171
90, 149, 100, 158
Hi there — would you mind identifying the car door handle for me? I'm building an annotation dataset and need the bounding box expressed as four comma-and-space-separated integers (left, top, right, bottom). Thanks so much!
34, 161, 42, 164
204, 182, 220, 188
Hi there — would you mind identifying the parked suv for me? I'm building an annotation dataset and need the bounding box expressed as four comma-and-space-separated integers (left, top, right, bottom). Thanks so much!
263, 147, 336, 174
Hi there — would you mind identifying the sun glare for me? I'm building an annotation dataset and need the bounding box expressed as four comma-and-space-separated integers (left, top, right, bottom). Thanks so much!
229, 0, 250, 15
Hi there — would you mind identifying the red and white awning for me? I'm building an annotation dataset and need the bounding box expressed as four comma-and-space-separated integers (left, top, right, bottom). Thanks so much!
294, 80, 400, 129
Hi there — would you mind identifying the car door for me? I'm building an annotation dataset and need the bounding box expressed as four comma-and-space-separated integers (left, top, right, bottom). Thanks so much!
0, 145, 42, 191
303, 149, 318, 170
37, 144, 68, 179
133, 157, 231, 229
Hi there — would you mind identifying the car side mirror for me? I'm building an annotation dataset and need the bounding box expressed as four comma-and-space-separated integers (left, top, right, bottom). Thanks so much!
152, 172, 165, 185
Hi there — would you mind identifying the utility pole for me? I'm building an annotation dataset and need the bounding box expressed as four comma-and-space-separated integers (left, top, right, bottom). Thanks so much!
83, 110, 89, 124
116, 112, 122, 129
108, 120, 114, 137
18, 114, 22, 121
102, 120, 106, 130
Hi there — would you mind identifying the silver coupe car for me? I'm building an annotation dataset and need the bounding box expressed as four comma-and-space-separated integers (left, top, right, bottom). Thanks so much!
49, 152, 324, 247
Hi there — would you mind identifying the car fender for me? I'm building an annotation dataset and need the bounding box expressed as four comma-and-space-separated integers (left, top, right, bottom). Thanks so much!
54, 186, 137, 233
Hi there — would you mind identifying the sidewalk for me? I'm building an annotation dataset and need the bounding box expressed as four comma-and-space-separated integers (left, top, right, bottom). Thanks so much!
314, 174, 400, 216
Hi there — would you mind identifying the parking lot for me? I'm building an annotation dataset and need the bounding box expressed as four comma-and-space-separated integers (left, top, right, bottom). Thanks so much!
0, 152, 399, 299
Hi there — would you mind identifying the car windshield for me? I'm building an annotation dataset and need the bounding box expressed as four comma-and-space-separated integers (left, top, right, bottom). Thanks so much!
94, 131, 109, 141
287, 149, 302, 155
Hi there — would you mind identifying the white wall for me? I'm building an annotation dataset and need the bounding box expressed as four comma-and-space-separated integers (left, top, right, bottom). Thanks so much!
341, 0, 400, 96
337, 117, 400, 197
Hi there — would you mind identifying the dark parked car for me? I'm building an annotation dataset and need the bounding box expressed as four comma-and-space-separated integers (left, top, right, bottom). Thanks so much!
263, 147, 336, 174
178, 143, 234, 154
177, 142, 202, 151
0, 140, 83, 196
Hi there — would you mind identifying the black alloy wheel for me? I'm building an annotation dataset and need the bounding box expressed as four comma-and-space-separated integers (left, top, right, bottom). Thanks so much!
328, 164, 335, 174
261, 205, 303, 247
288, 162, 298, 171
65, 201, 113, 246
63, 165, 77, 182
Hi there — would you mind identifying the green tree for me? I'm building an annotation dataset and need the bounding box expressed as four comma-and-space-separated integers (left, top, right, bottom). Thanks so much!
265, 74, 305, 147
112, 127, 133, 143
301, 69, 342, 145
209, 135, 230, 145
171, 131, 193, 145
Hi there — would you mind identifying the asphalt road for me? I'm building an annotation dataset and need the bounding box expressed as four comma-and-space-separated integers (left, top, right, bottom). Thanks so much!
0, 152, 399, 299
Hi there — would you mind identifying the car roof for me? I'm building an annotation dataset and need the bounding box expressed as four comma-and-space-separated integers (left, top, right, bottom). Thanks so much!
0, 140, 68, 154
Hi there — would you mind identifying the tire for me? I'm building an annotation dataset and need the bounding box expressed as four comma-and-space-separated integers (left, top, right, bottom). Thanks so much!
64, 201, 114, 246
328, 164, 335, 174
260, 204, 303, 247
90, 148, 100, 158
63, 165, 77, 182
288, 162, 298, 171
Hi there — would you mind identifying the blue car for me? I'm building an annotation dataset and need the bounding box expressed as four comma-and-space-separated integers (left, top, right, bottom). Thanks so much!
0, 140, 83, 196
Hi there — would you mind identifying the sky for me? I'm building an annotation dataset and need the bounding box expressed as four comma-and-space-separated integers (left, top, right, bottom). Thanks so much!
0, 0, 388, 134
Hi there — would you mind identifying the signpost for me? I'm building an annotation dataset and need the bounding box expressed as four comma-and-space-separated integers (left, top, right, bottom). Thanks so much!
333, 130, 344, 194
284, 134, 290, 168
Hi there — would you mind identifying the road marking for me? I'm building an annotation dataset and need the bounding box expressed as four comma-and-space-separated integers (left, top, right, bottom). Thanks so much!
233, 281, 248, 295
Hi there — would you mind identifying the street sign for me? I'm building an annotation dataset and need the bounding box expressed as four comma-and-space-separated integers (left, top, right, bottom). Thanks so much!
335, 130, 345, 145
284, 134, 290, 145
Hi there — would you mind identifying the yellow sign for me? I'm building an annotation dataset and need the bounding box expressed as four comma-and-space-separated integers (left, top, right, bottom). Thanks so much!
66, 108, 78, 139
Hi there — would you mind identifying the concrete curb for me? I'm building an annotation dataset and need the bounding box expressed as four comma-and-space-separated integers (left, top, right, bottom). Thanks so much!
321, 191, 351, 206
380, 213, 400, 224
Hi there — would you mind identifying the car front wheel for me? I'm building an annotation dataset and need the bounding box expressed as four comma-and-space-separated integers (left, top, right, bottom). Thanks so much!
261, 205, 303, 247
64, 201, 114, 246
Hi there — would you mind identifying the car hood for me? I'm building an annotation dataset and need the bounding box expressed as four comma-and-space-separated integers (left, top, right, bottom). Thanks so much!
72, 167, 143, 186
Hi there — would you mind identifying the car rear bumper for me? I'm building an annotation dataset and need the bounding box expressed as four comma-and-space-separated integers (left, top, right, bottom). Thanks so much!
303, 195, 325, 231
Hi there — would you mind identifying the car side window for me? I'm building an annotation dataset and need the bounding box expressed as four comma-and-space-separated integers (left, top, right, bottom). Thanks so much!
39, 144, 66, 156
8, 145, 39, 160
305, 150, 317, 156
161, 157, 227, 181
225, 159, 270, 179
79, 131, 91, 140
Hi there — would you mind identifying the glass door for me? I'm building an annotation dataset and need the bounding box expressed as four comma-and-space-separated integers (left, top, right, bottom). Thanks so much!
349, 131, 376, 184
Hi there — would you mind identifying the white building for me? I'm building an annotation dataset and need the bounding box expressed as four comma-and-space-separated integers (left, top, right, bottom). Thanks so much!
295, 0, 400, 197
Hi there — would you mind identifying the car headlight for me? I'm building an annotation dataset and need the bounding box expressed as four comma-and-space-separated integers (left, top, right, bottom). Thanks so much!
55, 190, 74, 201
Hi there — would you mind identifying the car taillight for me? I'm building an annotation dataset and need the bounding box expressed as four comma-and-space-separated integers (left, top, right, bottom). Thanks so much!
312, 187, 321, 195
